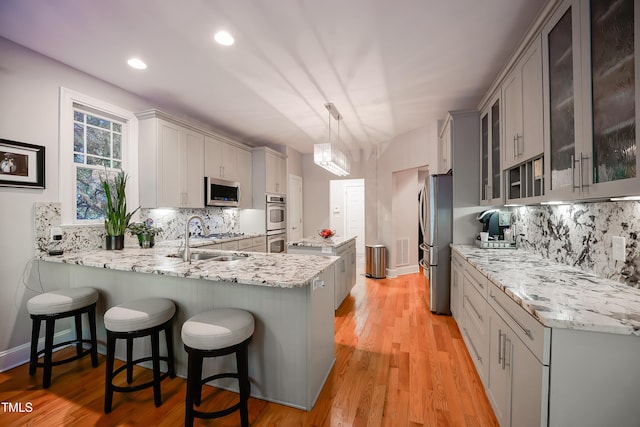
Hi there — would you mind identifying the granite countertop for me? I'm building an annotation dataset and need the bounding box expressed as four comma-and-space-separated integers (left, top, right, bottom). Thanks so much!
39, 243, 338, 289
452, 244, 640, 336
287, 235, 356, 248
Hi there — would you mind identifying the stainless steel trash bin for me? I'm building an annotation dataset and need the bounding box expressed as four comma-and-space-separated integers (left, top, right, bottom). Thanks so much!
365, 244, 386, 279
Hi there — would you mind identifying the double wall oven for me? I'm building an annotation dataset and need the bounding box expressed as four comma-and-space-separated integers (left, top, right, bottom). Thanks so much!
266, 193, 286, 253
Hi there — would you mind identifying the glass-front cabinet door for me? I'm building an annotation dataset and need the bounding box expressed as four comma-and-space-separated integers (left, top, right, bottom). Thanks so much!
580, 0, 639, 199
480, 92, 502, 205
546, 0, 639, 200
543, 0, 584, 201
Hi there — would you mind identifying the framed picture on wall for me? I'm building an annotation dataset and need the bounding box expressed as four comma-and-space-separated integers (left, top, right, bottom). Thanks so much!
0, 138, 45, 188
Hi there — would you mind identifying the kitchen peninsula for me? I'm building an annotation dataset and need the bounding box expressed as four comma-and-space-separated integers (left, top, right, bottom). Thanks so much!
38, 243, 339, 410
287, 235, 357, 309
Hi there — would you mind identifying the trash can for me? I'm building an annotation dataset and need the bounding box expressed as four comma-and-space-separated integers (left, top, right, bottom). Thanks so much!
365, 244, 387, 279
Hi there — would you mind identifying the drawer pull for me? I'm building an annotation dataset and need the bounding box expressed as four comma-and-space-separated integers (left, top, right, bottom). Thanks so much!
464, 295, 483, 322
490, 293, 532, 339
463, 327, 482, 363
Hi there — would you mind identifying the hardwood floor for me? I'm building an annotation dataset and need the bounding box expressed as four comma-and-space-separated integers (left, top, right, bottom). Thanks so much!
0, 271, 498, 426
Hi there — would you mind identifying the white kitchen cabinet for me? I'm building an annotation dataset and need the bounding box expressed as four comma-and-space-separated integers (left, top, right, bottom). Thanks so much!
252, 147, 287, 208
480, 92, 502, 205
487, 283, 549, 427
545, 0, 640, 201
460, 262, 489, 385
265, 149, 286, 194
137, 111, 205, 208
502, 35, 544, 170
204, 135, 252, 208
450, 250, 464, 322
438, 120, 452, 174
287, 239, 356, 310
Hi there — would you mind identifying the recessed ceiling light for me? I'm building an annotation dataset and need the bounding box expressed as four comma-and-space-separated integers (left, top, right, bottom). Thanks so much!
214, 30, 235, 46
127, 58, 147, 70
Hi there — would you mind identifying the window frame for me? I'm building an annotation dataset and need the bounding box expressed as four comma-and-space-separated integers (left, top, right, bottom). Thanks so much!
59, 87, 139, 225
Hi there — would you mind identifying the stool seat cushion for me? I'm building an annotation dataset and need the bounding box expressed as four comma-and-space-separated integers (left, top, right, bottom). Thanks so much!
27, 287, 98, 315
182, 308, 254, 350
104, 298, 175, 333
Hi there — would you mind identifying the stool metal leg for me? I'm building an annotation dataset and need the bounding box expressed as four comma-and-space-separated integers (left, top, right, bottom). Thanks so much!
104, 332, 116, 414
42, 318, 55, 389
236, 345, 250, 427
165, 323, 176, 378
126, 336, 134, 384
29, 317, 41, 376
88, 305, 98, 367
184, 349, 199, 427
74, 313, 83, 357
151, 330, 162, 407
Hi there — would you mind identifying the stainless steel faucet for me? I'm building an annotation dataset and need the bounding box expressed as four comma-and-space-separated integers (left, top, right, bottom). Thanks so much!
183, 215, 209, 262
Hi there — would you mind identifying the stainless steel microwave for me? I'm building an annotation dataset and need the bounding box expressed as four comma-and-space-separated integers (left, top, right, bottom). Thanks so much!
205, 177, 240, 207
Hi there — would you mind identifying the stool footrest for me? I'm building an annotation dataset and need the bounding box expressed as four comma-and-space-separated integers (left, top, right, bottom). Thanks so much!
193, 402, 242, 420
200, 372, 240, 386
110, 355, 172, 393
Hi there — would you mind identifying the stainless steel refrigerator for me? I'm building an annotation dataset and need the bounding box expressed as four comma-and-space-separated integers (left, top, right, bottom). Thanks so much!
423, 173, 453, 315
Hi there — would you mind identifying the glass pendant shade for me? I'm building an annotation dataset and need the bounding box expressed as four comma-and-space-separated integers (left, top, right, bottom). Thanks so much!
314, 143, 350, 176
314, 102, 350, 176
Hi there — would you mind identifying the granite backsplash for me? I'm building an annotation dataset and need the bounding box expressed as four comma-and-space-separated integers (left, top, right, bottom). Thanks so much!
33, 202, 240, 255
511, 201, 640, 287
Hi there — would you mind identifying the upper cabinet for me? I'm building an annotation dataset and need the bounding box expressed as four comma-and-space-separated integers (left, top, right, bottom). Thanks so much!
252, 147, 287, 206
204, 135, 252, 208
137, 111, 205, 208
545, 0, 639, 200
502, 35, 545, 170
439, 121, 452, 173
137, 109, 253, 209
480, 92, 502, 205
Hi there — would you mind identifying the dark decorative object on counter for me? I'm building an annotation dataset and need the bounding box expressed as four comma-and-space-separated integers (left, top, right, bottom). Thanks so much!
101, 171, 139, 250
128, 218, 163, 248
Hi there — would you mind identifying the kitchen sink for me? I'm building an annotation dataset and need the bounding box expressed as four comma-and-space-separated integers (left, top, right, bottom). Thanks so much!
169, 252, 249, 262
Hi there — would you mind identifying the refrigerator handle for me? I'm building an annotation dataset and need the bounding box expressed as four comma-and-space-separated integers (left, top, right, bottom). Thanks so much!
429, 245, 437, 265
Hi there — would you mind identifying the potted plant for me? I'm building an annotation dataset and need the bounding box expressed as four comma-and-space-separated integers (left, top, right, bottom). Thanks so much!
128, 218, 163, 248
102, 171, 139, 250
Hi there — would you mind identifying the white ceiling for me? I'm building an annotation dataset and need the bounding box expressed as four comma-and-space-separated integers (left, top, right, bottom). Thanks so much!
0, 0, 548, 155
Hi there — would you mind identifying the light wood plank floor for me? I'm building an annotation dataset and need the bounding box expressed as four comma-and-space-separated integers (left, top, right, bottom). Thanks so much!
0, 271, 498, 426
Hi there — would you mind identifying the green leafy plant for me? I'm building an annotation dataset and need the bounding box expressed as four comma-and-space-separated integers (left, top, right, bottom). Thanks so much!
128, 218, 163, 237
101, 171, 139, 236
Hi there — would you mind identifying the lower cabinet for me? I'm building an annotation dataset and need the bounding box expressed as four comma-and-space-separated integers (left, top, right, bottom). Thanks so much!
487, 304, 549, 427
452, 251, 550, 427
287, 240, 357, 309
450, 251, 464, 319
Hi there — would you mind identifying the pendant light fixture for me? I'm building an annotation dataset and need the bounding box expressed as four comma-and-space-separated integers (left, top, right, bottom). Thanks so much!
314, 103, 350, 176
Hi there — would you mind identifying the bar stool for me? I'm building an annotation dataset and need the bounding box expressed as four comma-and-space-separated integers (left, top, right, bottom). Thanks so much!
103, 298, 176, 413
181, 308, 255, 427
27, 287, 99, 389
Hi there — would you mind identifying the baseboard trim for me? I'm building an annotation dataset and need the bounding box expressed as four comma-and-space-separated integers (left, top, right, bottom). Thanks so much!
0, 329, 73, 373
397, 264, 419, 276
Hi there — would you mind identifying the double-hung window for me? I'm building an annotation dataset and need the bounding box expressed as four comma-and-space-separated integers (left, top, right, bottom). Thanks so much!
59, 87, 139, 225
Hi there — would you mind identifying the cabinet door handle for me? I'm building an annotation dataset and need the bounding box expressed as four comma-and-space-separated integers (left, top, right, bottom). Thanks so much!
504, 338, 511, 370
501, 334, 507, 370
579, 154, 589, 191
497, 328, 503, 365
490, 293, 532, 339
513, 135, 517, 159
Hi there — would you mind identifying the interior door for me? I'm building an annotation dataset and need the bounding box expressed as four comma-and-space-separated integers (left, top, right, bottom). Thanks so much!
288, 174, 303, 242
345, 183, 365, 255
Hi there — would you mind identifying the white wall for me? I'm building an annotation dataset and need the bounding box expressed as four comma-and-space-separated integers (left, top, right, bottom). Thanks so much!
302, 121, 439, 276
391, 169, 420, 276
0, 37, 219, 369
376, 122, 439, 273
